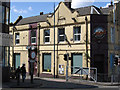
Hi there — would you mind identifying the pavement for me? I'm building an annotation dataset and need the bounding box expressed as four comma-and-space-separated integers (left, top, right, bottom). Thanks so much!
2, 75, 120, 89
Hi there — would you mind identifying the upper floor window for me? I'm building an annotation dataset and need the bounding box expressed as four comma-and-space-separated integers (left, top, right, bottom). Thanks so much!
58, 28, 65, 42
111, 27, 115, 43
44, 30, 50, 43
15, 33, 20, 45
73, 27, 81, 41
0, 6, 5, 23
6, 7, 9, 25
31, 30, 36, 44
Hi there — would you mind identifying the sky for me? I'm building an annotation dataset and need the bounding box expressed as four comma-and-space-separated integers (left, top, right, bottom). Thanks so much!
10, 0, 113, 23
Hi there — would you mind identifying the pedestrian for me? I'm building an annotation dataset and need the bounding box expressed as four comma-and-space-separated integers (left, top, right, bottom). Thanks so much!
21, 64, 26, 82
15, 66, 21, 85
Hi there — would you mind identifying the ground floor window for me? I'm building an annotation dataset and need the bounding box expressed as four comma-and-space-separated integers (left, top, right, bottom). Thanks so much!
43, 53, 51, 72
14, 53, 20, 69
71, 53, 83, 74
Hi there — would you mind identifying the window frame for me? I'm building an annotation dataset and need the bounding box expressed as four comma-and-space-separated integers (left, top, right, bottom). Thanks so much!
73, 26, 81, 42
44, 29, 50, 44
58, 28, 65, 42
15, 33, 20, 45
42, 53, 51, 72
31, 30, 36, 45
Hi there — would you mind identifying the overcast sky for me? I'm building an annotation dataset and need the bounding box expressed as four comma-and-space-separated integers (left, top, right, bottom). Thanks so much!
10, 0, 113, 22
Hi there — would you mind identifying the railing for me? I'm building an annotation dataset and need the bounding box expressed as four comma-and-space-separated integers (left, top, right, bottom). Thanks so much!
66, 66, 97, 82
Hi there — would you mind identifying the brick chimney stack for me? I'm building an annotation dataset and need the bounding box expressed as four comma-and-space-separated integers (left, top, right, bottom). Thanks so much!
64, 0, 72, 9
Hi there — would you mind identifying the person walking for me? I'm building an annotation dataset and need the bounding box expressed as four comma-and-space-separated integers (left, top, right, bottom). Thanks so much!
21, 64, 26, 82
15, 66, 21, 85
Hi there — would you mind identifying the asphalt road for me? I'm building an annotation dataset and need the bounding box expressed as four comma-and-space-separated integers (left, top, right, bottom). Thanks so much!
2, 78, 120, 90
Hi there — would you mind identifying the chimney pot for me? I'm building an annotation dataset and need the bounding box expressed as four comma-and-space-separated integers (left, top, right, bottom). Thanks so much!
40, 12, 43, 15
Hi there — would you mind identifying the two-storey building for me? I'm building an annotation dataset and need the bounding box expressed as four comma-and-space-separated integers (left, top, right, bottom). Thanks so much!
9, 1, 120, 81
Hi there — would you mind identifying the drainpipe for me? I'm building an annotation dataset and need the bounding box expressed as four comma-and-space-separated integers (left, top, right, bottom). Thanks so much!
38, 24, 40, 77
12, 26, 15, 69
85, 16, 88, 68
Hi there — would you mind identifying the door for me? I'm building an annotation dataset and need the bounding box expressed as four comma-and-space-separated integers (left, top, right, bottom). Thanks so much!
14, 53, 20, 69
71, 54, 83, 74
93, 54, 104, 74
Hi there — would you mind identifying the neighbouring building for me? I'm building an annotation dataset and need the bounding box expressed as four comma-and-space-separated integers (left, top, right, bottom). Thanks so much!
0, 0, 12, 82
9, 1, 120, 81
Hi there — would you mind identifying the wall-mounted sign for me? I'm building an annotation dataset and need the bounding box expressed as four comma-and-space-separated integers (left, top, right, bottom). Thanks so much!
59, 64, 64, 75
94, 27, 106, 39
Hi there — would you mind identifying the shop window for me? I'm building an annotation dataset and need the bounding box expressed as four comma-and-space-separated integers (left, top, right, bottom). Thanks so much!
73, 27, 81, 41
43, 53, 51, 72
15, 33, 20, 45
31, 30, 36, 44
44, 30, 50, 43
58, 28, 65, 42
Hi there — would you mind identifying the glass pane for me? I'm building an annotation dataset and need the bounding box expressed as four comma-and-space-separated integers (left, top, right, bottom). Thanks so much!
59, 36, 64, 41
2, 6, 5, 23
45, 37, 49, 42
74, 27, 81, 34
15, 54, 20, 69
44, 30, 50, 36
31, 38, 36, 43
72, 54, 82, 74
59, 28, 65, 35
6, 7, 9, 25
43, 54, 51, 71
16, 40, 19, 44
31, 30, 36, 37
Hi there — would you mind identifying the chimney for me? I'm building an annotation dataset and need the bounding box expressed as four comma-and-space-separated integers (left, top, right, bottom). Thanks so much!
64, 0, 72, 9
40, 12, 43, 15
109, 0, 113, 7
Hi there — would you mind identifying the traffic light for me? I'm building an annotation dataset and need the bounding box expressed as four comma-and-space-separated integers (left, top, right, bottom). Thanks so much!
114, 57, 118, 66
64, 54, 67, 61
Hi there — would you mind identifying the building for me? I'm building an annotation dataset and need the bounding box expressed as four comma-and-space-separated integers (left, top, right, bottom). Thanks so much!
9, 1, 120, 81
0, 0, 12, 82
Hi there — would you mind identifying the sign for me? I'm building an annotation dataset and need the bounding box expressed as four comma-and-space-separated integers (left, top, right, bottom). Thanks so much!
59, 65, 64, 74
94, 27, 106, 39
30, 51, 36, 60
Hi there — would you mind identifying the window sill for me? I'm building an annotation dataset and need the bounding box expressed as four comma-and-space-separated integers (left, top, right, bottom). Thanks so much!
44, 42, 50, 44
58, 41, 65, 44
73, 41, 81, 43
42, 71, 52, 74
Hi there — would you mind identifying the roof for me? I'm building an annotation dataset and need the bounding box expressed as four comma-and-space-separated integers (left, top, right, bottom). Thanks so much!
16, 14, 50, 25
74, 5, 112, 16
100, 6, 113, 14
16, 3, 113, 25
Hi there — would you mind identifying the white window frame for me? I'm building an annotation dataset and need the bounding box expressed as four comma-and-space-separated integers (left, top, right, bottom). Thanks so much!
15, 33, 20, 45
31, 30, 36, 44
58, 28, 65, 42
73, 27, 81, 42
44, 30, 50, 44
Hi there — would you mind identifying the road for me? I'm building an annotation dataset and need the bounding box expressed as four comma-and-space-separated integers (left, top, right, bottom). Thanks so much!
2, 77, 120, 90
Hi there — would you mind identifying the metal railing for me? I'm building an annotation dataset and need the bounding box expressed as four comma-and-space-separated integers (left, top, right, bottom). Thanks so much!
66, 66, 97, 82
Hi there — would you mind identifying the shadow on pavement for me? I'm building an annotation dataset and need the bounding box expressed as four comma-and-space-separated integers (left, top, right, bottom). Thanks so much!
2, 78, 98, 89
